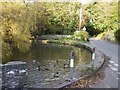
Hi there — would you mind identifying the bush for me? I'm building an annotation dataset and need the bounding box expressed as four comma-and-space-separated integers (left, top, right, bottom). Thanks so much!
73, 31, 89, 41
115, 30, 120, 43
97, 31, 116, 42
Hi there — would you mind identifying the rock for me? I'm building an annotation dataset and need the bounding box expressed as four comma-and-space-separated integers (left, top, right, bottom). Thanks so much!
2, 61, 27, 89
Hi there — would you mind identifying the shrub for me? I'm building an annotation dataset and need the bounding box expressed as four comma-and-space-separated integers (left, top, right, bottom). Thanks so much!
73, 31, 89, 41
115, 30, 120, 43
97, 31, 116, 42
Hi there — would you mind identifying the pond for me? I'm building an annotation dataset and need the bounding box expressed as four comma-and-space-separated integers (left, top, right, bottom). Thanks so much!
3, 41, 92, 88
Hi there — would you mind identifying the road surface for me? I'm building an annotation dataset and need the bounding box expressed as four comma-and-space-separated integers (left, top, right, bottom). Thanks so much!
89, 38, 119, 88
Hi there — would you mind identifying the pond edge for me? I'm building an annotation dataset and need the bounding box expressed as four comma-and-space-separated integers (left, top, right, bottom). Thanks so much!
45, 40, 107, 89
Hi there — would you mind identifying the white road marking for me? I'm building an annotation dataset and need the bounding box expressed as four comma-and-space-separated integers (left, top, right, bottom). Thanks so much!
108, 64, 118, 72
109, 61, 115, 64
108, 64, 112, 67
114, 63, 118, 67
111, 67, 118, 72
109, 61, 118, 67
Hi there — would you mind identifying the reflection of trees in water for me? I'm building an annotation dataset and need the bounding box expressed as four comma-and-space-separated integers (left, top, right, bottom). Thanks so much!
31, 44, 72, 60
73, 47, 92, 73
73, 47, 92, 66
73, 48, 82, 70
81, 48, 92, 64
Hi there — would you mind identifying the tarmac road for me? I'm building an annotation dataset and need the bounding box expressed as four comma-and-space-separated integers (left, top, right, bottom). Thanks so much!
89, 38, 119, 88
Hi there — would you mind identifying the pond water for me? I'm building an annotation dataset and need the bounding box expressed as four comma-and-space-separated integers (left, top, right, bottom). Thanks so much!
3, 41, 92, 87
